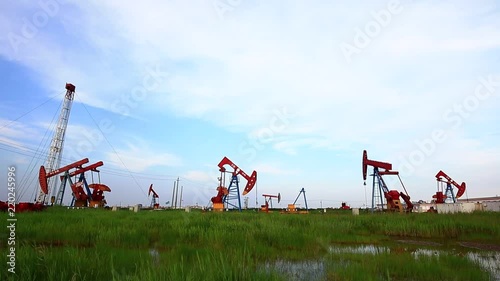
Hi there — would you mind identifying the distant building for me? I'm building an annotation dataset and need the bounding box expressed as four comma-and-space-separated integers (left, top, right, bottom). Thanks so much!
458, 196, 500, 212
457, 196, 500, 202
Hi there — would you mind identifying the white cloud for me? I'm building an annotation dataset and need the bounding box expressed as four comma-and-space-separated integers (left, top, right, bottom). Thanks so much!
182, 170, 216, 184
106, 141, 182, 172
0, 119, 44, 154
1, 1, 500, 206
0, 118, 39, 140
252, 162, 299, 176
3, 2, 498, 150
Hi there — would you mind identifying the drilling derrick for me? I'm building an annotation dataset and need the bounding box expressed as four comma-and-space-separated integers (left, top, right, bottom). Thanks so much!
36, 83, 76, 204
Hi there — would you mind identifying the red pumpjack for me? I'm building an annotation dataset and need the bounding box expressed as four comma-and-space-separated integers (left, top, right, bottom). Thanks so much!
362, 150, 413, 212
39, 158, 110, 207
148, 184, 160, 209
211, 156, 257, 211
433, 170, 466, 203
261, 193, 281, 213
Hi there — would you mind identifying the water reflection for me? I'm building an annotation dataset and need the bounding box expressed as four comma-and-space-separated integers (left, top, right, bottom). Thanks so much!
329, 243, 500, 281
263, 260, 325, 281
329, 244, 389, 255
466, 252, 500, 280
264, 243, 499, 281
149, 248, 160, 266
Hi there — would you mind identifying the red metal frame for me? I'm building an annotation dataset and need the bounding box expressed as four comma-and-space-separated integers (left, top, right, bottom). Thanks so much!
435, 170, 466, 199
63, 161, 103, 179
71, 182, 88, 201
61, 161, 105, 205
218, 156, 257, 195
148, 184, 160, 208
362, 150, 392, 182
38, 158, 89, 194
362, 150, 413, 212
148, 184, 159, 198
261, 193, 280, 213
262, 193, 281, 202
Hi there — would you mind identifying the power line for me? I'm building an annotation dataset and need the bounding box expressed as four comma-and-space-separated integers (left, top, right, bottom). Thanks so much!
0, 92, 63, 131
75, 95, 148, 198
0, 143, 210, 184
0, 90, 217, 203
1, 123, 217, 199
18, 98, 63, 201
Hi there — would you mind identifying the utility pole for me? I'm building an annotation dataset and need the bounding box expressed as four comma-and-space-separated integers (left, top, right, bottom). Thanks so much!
171, 180, 175, 209
179, 185, 183, 208
255, 182, 258, 209
174, 177, 180, 209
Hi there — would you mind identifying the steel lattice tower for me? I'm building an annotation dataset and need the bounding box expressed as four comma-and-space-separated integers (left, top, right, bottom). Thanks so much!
36, 83, 75, 204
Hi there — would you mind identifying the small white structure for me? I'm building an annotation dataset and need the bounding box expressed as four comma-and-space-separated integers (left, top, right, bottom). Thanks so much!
436, 203, 476, 214
458, 196, 500, 212
483, 201, 500, 212
133, 204, 140, 213
415, 203, 436, 213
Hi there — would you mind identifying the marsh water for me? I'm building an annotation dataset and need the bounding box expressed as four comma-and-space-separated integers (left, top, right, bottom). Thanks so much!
262, 241, 500, 281
146, 238, 499, 280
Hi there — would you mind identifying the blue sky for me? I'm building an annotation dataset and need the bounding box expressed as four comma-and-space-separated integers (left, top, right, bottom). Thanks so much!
0, 0, 499, 208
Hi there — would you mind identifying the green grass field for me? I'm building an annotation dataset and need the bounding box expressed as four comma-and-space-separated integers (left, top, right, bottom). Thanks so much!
1, 207, 499, 280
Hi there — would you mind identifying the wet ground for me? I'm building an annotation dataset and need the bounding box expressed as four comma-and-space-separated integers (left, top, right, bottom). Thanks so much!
261, 241, 500, 281
397, 239, 500, 251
